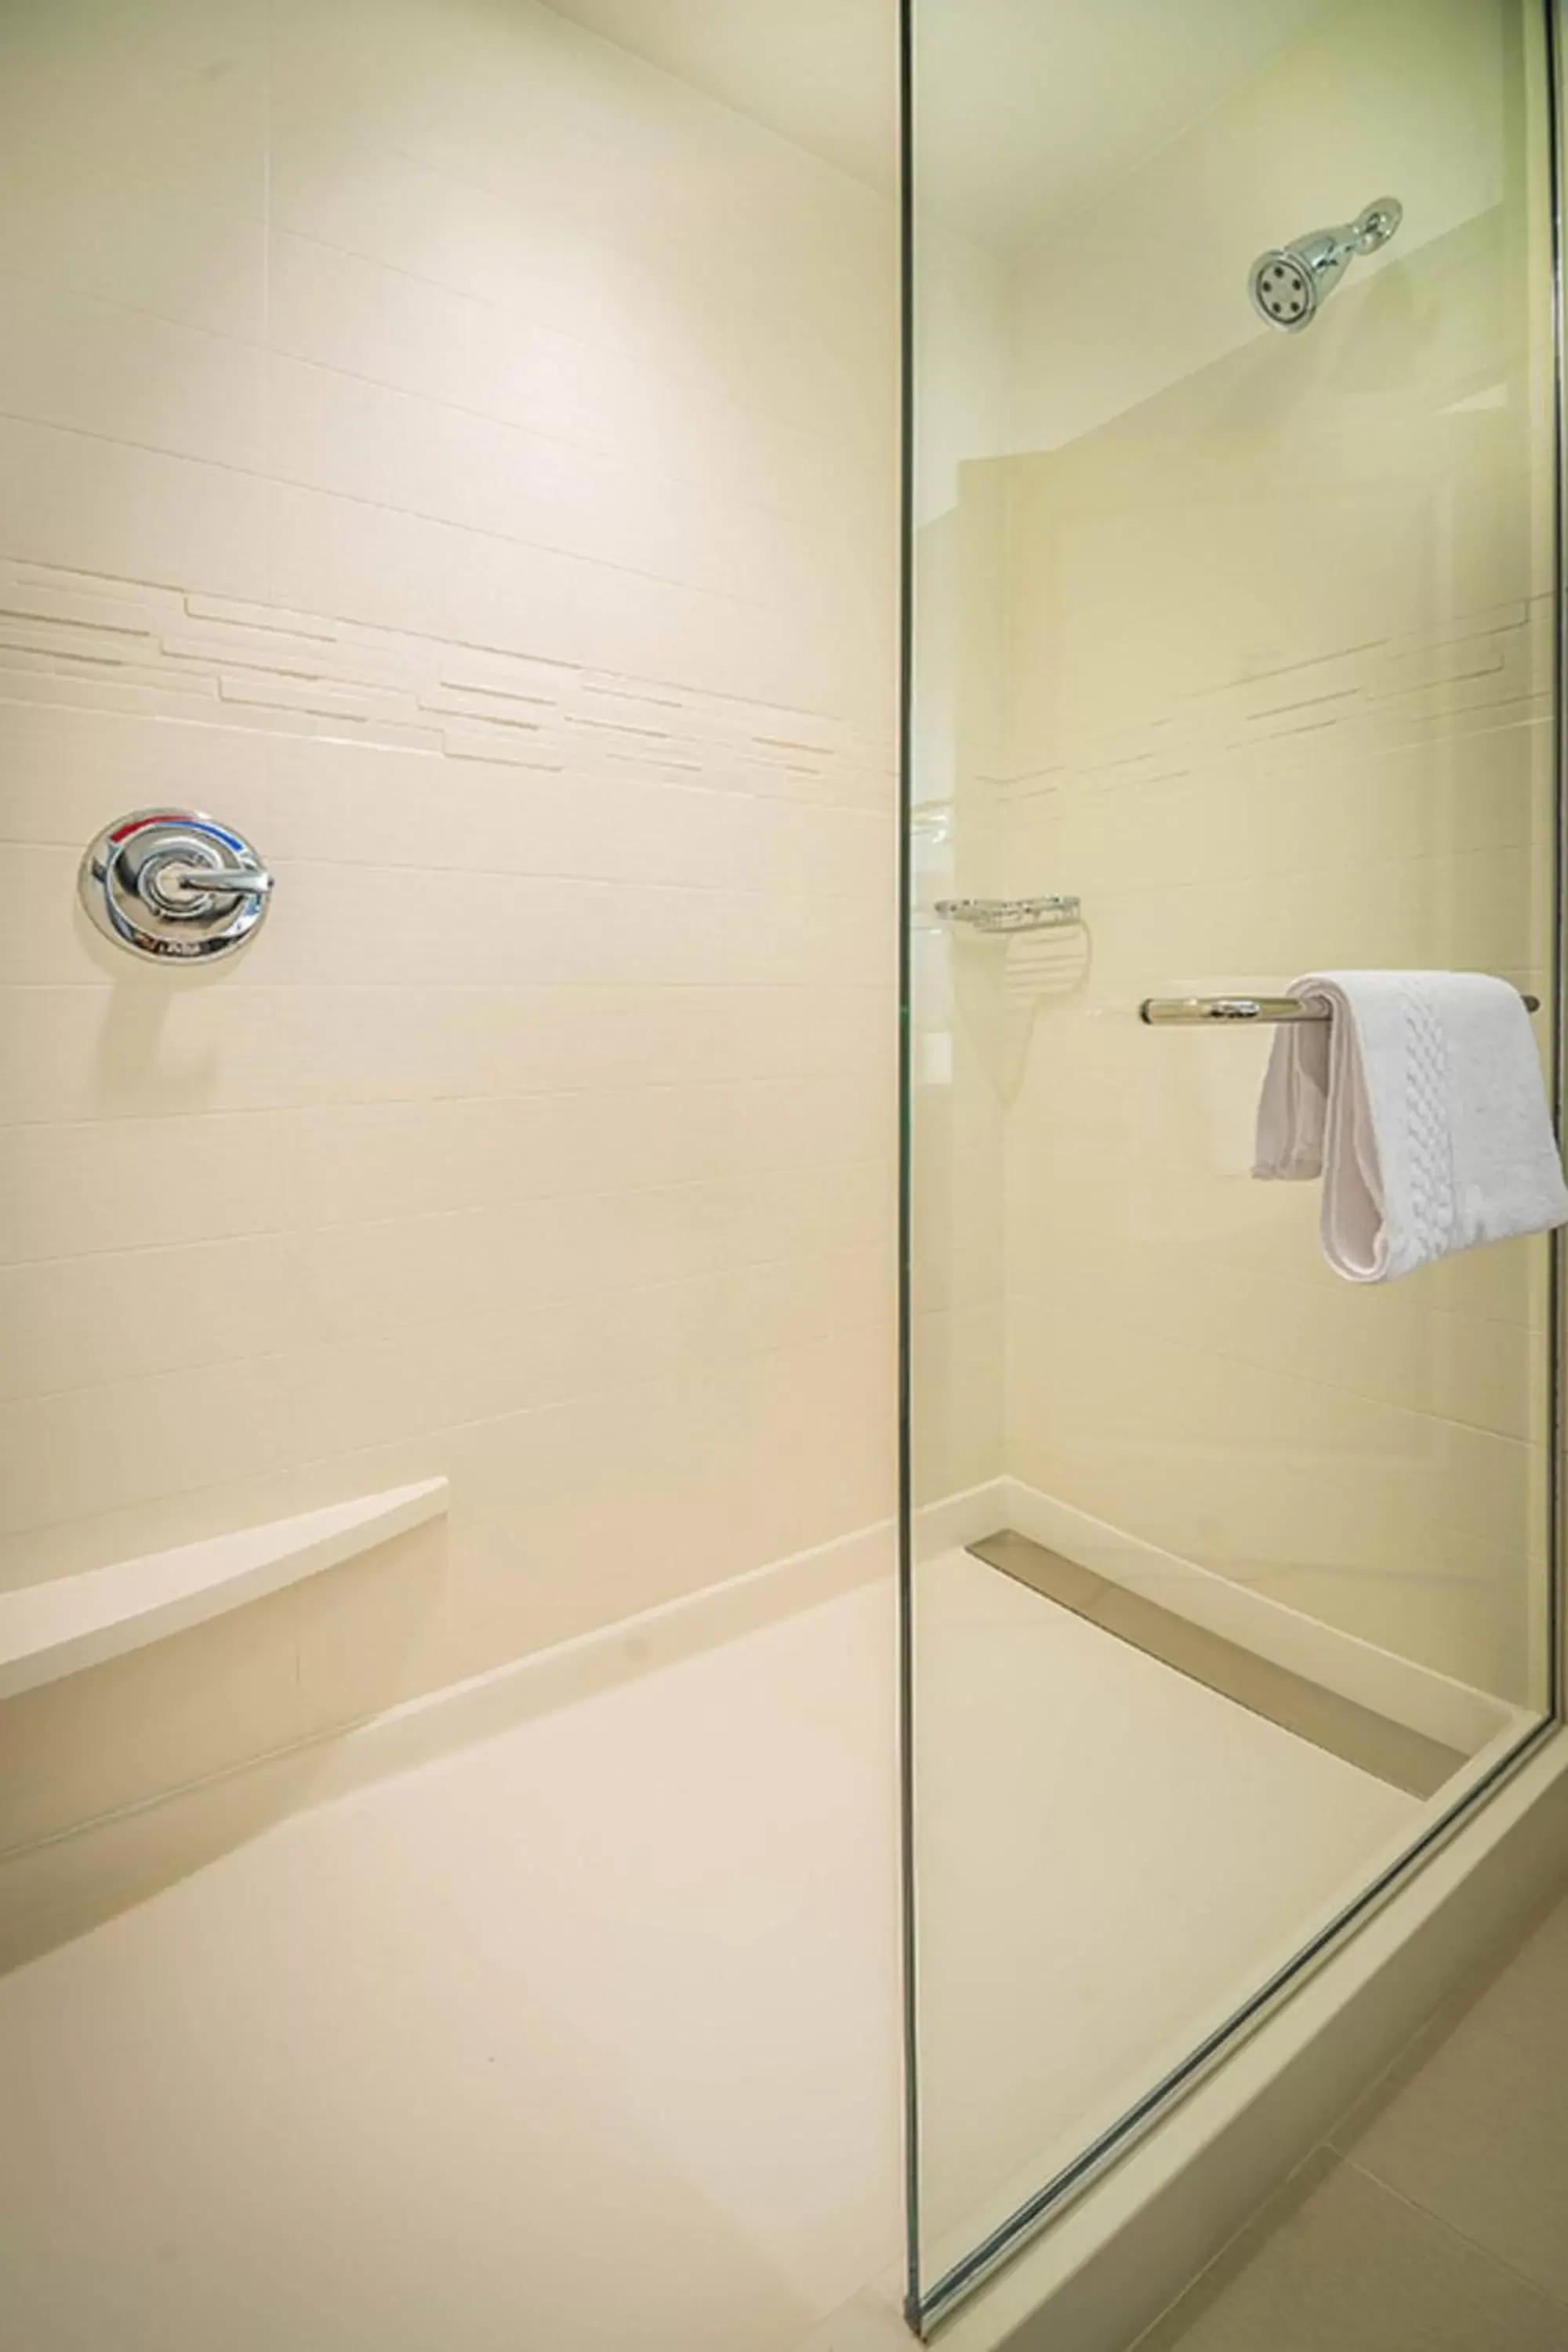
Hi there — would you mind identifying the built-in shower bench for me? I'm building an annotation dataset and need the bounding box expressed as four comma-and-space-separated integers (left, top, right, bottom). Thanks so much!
0, 1481, 448, 1698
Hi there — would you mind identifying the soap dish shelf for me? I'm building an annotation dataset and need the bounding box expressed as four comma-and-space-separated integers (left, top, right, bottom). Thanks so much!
935, 895, 1082, 935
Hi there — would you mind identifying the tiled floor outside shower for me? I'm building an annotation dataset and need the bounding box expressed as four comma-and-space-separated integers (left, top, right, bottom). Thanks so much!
1138, 1886, 1568, 2350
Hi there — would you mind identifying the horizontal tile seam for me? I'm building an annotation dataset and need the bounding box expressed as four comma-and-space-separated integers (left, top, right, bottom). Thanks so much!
1004, 1262, 1549, 1353
263, 98, 897, 381
0, 974, 898, 996
0, 1281, 893, 1415
0, 1316, 898, 1549
0, 252, 888, 525
0, 406, 829, 619
264, 205, 895, 427
0, 116, 898, 405
262, 343, 886, 528
9, 843, 891, 896
0, 1160, 892, 1274
2, 833, 893, 873
1004, 1239, 1552, 1346
1000, 1292, 1544, 1459
1012, 832, 1550, 912
0, 1066, 889, 1128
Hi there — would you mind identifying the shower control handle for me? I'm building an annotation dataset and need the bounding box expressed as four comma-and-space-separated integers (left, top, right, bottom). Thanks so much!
150, 858, 276, 907
78, 810, 276, 964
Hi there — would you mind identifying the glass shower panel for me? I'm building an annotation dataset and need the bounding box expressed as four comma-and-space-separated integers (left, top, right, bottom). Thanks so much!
905, 0, 1560, 2319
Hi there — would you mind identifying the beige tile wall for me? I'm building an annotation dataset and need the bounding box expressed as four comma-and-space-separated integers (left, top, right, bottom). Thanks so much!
993, 0, 1555, 1702
1007, 0, 1516, 459
909, 228, 1011, 1514
0, 0, 898, 1845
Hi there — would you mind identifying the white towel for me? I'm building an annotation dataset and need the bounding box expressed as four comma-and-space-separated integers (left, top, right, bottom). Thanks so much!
1253, 971, 1568, 1282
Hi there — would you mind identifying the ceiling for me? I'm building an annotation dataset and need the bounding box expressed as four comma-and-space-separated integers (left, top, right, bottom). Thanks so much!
542, 0, 1339, 255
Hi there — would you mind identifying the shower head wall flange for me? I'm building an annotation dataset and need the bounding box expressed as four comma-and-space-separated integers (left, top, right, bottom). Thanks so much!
1248, 197, 1403, 332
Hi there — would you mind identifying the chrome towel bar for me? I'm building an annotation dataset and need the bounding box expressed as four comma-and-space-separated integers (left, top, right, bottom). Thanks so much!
1140, 990, 1541, 1025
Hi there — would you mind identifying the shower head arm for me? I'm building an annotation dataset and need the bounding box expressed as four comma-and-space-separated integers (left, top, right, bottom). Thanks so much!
1294, 199, 1403, 278
1349, 198, 1403, 254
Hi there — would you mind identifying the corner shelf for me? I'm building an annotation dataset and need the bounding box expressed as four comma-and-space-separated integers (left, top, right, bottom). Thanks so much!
0, 1479, 448, 1700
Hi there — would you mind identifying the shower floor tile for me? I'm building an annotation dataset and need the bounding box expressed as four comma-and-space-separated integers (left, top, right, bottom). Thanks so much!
914, 1546, 1421, 2270
0, 1551, 1423, 2351
0, 1578, 907, 2352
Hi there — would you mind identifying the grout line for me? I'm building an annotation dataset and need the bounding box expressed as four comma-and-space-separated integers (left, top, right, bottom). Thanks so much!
0, 1309, 897, 1559
1021, 1226, 1554, 1347
1130, 1883, 1568, 2345
0, 1243, 894, 1414
1339, 2154, 1568, 2316
2, 837, 893, 897
1325, 1877, 1568, 2162
263, 93, 896, 383
1120, 2146, 1341, 2350
0, 404, 805, 618
1003, 1303, 1548, 1450
0, 149, 892, 475
998, 1281, 1549, 1463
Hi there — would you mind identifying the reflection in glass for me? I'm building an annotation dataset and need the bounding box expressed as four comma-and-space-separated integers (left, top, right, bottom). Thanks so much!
904, 0, 1559, 2318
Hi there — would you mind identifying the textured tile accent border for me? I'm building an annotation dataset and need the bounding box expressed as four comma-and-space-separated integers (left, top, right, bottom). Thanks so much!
998, 593, 1552, 807
0, 556, 891, 799
969, 1528, 1467, 1799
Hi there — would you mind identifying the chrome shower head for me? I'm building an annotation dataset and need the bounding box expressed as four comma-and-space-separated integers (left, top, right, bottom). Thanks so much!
1248, 197, 1402, 332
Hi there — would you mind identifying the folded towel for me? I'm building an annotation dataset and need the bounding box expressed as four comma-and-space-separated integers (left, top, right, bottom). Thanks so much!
1253, 971, 1568, 1282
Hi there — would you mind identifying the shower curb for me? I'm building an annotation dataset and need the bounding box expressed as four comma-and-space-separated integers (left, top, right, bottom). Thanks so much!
927, 1728, 1568, 2349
